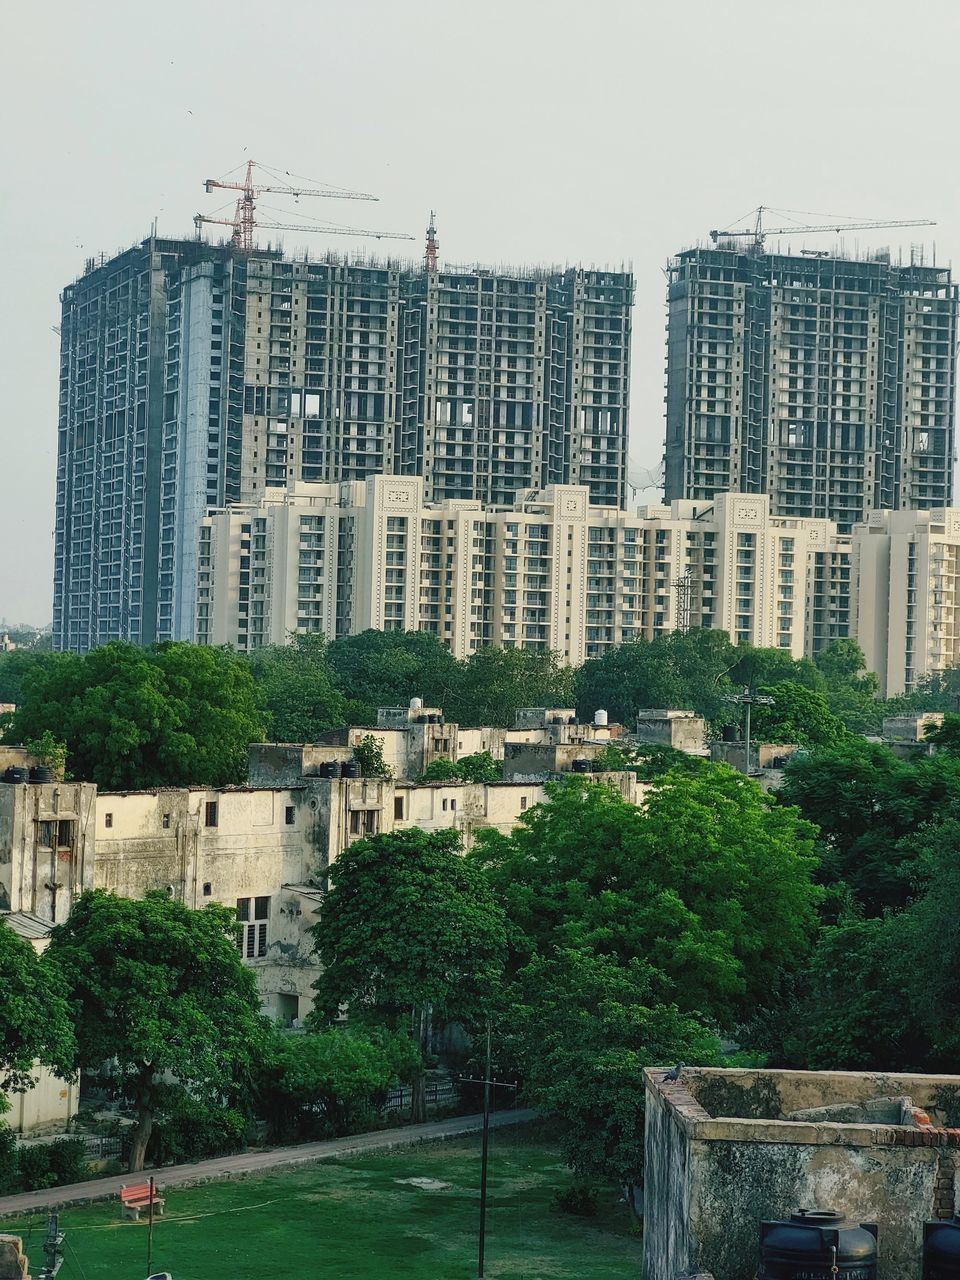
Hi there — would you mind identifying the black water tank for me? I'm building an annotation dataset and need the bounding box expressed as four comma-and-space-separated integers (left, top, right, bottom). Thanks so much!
341, 759, 361, 779
722, 723, 738, 742
759, 1210, 878, 1280
924, 1216, 960, 1280
3, 766, 29, 784
571, 758, 593, 773
318, 761, 340, 778
29, 765, 53, 784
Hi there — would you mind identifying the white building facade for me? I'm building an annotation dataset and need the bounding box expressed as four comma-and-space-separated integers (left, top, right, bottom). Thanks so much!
853, 508, 960, 696
195, 477, 850, 663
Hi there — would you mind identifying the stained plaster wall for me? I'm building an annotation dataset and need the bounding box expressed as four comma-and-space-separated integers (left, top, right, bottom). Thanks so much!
644, 1068, 960, 1280
0, 782, 97, 920
95, 787, 326, 1020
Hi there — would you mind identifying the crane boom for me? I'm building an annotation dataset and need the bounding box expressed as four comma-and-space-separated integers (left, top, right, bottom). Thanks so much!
197, 159, 393, 253
709, 206, 936, 252
194, 214, 414, 242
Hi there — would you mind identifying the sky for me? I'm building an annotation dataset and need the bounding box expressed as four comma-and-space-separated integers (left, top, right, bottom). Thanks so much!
2, 0, 958, 625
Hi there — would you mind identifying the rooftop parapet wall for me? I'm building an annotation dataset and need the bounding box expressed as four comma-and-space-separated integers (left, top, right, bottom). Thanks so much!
644, 1068, 960, 1280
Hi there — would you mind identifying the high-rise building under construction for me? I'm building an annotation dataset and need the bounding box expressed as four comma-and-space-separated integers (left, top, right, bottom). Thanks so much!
663, 246, 958, 530
53, 237, 633, 652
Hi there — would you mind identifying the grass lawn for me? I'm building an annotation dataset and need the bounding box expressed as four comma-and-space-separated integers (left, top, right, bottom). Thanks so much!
3, 1126, 641, 1280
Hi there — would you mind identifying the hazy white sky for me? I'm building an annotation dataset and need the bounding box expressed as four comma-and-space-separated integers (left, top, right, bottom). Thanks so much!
2, 0, 958, 625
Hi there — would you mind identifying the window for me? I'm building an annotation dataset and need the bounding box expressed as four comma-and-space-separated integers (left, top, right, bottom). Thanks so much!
394, 796, 405, 820
205, 801, 218, 827
285, 805, 295, 825
442, 798, 449, 811
202, 882, 212, 897
236, 898, 269, 958
451, 798, 457, 811
349, 809, 362, 835
520, 796, 528, 810
162, 813, 171, 829
104, 813, 113, 828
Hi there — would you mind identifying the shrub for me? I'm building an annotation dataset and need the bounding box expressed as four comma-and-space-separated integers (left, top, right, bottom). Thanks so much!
149, 1093, 247, 1165
554, 1181, 599, 1217
0, 1125, 17, 1195
17, 1144, 57, 1191
46, 1137, 90, 1186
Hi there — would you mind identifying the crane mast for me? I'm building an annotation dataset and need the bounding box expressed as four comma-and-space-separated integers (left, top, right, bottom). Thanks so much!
196, 160, 408, 253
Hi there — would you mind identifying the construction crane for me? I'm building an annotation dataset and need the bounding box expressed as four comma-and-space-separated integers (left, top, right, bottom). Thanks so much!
195, 159, 414, 253
709, 206, 936, 254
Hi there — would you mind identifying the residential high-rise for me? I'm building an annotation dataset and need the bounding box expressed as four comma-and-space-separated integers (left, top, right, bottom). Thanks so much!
196, 477, 847, 664
54, 238, 633, 652
664, 246, 958, 531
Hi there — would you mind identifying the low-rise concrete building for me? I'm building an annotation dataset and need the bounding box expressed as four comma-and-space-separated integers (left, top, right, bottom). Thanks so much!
644, 1065, 960, 1280
0, 911, 78, 1135
0, 773, 96, 920
634, 710, 708, 755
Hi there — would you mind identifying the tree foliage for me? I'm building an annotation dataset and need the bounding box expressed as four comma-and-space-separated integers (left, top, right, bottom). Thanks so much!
751, 682, 849, 749
46, 890, 266, 1171
512, 949, 720, 1188
592, 742, 706, 780
473, 770, 820, 1027
247, 635, 345, 741
255, 1025, 417, 1141
0, 923, 75, 1092
310, 828, 506, 1121
421, 751, 501, 784
352, 734, 391, 778
3, 642, 265, 789
325, 630, 460, 725
445, 646, 575, 728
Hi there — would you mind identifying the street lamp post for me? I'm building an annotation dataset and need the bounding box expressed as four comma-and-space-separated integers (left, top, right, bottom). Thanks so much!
723, 686, 775, 775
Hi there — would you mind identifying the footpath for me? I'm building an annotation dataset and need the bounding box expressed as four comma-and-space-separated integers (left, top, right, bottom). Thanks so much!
0, 1108, 536, 1219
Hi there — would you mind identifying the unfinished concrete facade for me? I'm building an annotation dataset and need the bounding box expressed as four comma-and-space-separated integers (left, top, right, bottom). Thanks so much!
55, 242, 633, 654
644, 1066, 960, 1280
665, 249, 958, 532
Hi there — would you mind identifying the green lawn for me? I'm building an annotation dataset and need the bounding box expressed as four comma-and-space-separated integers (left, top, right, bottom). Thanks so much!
4, 1127, 641, 1280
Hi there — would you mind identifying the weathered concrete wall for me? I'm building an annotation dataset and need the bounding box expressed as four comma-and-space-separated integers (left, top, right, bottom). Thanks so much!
644, 1068, 960, 1280
0, 782, 96, 918
635, 711, 707, 753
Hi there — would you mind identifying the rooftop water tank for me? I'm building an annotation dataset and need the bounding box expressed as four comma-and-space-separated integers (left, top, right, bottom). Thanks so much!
594, 709, 608, 727
410, 697, 423, 712
924, 1215, 960, 1280
758, 1210, 877, 1280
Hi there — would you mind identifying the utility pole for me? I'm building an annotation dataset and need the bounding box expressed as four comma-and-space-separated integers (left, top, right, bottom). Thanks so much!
459, 1024, 518, 1279
37, 1215, 64, 1279
723, 686, 774, 775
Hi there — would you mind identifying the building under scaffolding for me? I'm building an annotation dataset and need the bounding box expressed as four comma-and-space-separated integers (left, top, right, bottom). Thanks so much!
53, 238, 633, 653
664, 246, 958, 532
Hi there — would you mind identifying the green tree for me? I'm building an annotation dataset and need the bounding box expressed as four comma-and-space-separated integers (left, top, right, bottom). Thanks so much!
24, 731, 67, 779
513, 949, 720, 1192
924, 713, 960, 752
0, 650, 54, 707
352, 734, 391, 778
814, 639, 882, 733
247, 635, 345, 741
0, 921, 75, 1093
3, 642, 265, 789
473, 770, 819, 1027
310, 829, 507, 1121
46, 890, 266, 1171
780, 740, 960, 913
750, 681, 849, 749
326, 630, 461, 724
728, 645, 824, 693
575, 629, 738, 727
420, 751, 501, 784
255, 1025, 418, 1140
446, 646, 575, 728
592, 742, 705, 779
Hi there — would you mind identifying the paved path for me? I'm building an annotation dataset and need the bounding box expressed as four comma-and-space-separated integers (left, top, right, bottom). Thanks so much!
0, 1109, 536, 1219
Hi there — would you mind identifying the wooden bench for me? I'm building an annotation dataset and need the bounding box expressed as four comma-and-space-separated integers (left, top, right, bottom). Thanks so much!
120, 1181, 165, 1221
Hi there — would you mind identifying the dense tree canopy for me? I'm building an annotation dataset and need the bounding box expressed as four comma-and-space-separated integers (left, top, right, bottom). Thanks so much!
444, 646, 576, 728
473, 770, 820, 1027
324, 630, 461, 724
310, 828, 507, 1120
779, 739, 960, 914
47, 890, 266, 1170
3, 642, 265, 788
751, 681, 849, 749
246, 635, 346, 741
0, 923, 75, 1093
